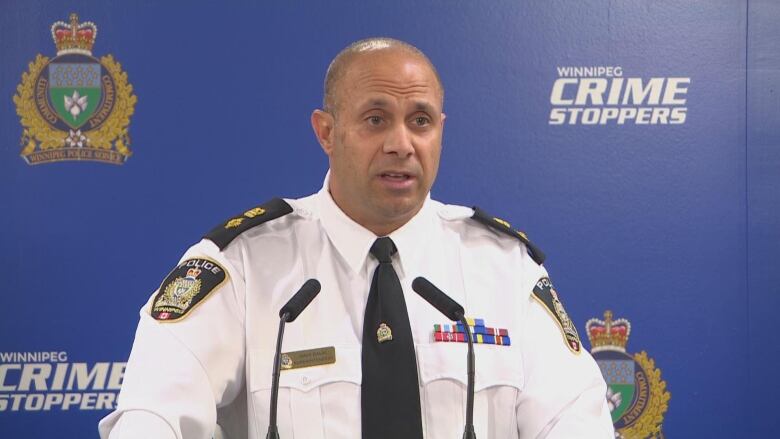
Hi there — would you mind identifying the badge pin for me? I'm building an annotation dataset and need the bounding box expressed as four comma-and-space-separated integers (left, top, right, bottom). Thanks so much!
280, 353, 293, 370
377, 323, 393, 343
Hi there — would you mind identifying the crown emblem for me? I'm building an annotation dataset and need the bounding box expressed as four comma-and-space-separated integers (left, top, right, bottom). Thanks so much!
51, 13, 98, 56
15, 13, 136, 165
585, 310, 631, 353
377, 323, 393, 343
186, 267, 202, 279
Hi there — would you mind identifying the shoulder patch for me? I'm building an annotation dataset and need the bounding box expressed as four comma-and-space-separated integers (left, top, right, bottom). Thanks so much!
204, 198, 293, 250
152, 258, 228, 322
471, 206, 546, 265
532, 277, 581, 353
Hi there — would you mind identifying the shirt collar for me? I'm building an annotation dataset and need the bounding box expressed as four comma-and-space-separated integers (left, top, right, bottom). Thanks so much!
317, 171, 435, 277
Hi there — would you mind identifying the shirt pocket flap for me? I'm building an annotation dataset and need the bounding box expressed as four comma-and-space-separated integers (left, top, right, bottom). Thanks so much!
249, 346, 362, 393
416, 343, 524, 392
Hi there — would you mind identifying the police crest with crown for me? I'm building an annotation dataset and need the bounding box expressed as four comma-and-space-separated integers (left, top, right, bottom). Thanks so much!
587, 311, 671, 438
14, 13, 137, 165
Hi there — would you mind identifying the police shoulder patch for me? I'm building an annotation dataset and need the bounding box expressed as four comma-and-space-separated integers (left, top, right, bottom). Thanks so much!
471, 206, 545, 265
204, 198, 293, 250
152, 258, 228, 322
532, 277, 582, 354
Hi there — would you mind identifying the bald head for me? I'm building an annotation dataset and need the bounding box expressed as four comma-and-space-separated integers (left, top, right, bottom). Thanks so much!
323, 37, 444, 115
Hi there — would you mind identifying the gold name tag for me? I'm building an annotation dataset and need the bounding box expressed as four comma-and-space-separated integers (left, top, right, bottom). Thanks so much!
280, 346, 336, 370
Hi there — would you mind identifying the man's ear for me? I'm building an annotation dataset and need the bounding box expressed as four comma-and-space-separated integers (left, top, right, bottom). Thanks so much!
311, 110, 335, 155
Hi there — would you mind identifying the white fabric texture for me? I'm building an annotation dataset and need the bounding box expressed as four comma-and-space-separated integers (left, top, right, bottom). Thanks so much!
99, 176, 614, 439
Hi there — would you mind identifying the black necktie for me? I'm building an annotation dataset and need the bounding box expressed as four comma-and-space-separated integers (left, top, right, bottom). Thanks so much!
361, 237, 423, 439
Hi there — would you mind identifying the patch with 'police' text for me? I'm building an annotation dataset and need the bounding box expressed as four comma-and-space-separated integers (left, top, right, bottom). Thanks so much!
532, 277, 581, 353
151, 258, 227, 322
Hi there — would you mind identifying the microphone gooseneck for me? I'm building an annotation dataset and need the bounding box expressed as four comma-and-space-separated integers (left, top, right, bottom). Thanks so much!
267, 317, 286, 439
459, 314, 476, 439
279, 278, 321, 322
267, 279, 322, 439
412, 277, 476, 439
411, 277, 465, 321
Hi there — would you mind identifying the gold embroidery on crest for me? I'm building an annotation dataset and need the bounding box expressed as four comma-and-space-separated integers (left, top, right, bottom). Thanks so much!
533, 278, 582, 354
154, 276, 202, 311
13, 14, 137, 165
551, 288, 578, 335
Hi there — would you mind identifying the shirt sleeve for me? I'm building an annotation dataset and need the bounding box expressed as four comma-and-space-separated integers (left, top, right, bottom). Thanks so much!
515, 267, 615, 439
99, 240, 246, 439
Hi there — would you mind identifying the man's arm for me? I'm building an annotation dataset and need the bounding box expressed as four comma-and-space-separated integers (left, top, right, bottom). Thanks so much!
99, 242, 246, 439
516, 273, 614, 438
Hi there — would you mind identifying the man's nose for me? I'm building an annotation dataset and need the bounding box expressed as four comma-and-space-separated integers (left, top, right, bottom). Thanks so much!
383, 122, 414, 157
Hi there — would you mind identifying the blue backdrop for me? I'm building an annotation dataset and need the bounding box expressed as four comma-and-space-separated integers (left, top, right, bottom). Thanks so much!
1, 1, 778, 437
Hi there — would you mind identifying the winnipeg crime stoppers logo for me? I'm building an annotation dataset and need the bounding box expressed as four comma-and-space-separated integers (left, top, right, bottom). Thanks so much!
0, 351, 125, 412
586, 311, 670, 439
13, 13, 137, 165
549, 66, 689, 125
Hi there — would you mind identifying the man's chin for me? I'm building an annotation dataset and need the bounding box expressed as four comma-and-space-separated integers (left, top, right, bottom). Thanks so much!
375, 197, 425, 223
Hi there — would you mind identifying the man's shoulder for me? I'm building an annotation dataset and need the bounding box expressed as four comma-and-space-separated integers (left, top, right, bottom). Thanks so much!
203, 193, 319, 251
431, 199, 545, 265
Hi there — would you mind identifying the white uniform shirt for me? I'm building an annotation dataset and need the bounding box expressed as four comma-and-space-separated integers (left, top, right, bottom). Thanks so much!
99, 177, 614, 439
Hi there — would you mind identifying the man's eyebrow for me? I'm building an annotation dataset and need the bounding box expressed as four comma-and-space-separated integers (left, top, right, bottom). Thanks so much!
413, 101, 435, 112
357, 98, 438, 113
360, 98, 390, 109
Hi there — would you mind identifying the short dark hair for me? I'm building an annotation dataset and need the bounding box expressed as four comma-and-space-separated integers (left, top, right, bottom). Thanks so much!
323, 37, 444, 115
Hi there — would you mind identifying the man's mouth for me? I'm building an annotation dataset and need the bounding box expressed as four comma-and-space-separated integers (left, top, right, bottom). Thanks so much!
380, 172, 412, 181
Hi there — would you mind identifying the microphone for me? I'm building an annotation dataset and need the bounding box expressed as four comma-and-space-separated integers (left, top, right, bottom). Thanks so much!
412, 277, 476, 439
267, 279, 321, 439
279, 278, 321, 322
412, 277, 465, 321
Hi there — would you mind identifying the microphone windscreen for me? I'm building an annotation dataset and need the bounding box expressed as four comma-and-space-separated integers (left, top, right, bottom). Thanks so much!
279, 279, 321, 322
412, 277, 465, 321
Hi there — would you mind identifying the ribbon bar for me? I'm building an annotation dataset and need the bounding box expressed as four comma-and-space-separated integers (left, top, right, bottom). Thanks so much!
433, 332, 511, 346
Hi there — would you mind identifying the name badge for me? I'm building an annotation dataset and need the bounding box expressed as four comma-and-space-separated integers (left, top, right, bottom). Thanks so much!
280, 346, 336, 370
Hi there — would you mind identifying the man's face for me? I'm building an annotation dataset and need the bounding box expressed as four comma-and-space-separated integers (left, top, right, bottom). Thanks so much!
313, 49, 445, 235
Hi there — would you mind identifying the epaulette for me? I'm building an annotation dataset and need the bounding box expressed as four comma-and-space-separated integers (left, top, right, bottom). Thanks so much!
204, 198, 293, 250
471, 206, 546, 265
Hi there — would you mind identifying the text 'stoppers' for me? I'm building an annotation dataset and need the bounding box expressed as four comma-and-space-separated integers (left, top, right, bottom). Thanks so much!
13, 13, 137, 165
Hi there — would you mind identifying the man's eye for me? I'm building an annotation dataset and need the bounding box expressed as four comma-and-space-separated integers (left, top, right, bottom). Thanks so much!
367, 116, 383, 125
414, 116, 430, 126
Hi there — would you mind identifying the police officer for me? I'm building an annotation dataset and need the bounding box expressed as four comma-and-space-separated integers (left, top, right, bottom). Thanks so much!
99, 38, 614, 438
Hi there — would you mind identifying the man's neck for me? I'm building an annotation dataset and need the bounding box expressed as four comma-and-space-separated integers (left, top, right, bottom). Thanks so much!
327, 191, 423, 237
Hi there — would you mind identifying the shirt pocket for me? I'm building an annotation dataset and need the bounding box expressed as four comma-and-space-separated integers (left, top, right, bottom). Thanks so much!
248, 346, 362, 439
416, 343, 524, 439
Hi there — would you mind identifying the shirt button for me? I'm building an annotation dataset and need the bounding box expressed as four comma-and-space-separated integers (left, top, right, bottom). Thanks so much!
301, 375, 310, 385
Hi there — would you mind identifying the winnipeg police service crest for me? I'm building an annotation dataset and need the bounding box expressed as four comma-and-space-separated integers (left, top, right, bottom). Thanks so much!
13, 13, 137, 165
152, 258, 227, 322
586, 311, 670, 439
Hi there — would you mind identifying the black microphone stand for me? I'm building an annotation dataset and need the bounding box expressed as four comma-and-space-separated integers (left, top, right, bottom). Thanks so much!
266, 279, 321, 439
266, 313, 289, 439
411, 277, 477, 439
457, 313, 477, 439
